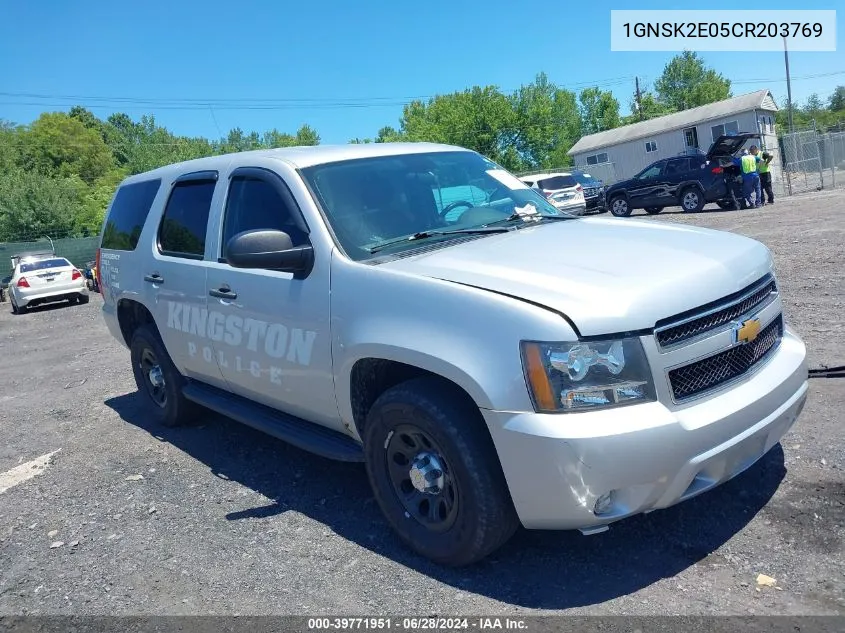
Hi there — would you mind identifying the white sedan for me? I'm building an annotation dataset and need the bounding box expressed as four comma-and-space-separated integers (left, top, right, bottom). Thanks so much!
8, 255, 89, 314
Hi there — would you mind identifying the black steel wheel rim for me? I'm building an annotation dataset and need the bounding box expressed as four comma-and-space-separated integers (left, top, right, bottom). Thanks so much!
139, 347, 167, 408
384, 423, 459, 532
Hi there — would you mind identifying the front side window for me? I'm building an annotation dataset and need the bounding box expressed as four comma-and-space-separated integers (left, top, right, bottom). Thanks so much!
221, 174, 308, 260
638, 164, 663, 179
301, 151, 566, 261
158, 179, 216, 258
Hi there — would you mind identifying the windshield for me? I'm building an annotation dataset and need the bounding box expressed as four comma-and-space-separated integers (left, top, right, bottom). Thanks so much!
572, 172, 599, 185
301, 150, 569, 261
19, 258, 71, 273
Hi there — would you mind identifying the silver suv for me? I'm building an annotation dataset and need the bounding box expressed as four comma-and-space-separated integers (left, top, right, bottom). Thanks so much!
98, 143, 808, 567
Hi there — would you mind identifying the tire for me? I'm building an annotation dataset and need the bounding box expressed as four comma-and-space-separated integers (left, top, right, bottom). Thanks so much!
363, 376, 519, 567
77, 293, 90, 304
644, 206, 663, 215
609, 195, 632, 217
129, 325, 197, 428
680, 187, 705, 213
716, 200, 735, 210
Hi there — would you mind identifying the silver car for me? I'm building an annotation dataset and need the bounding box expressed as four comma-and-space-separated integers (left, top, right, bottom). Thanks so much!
98, 143, 808, 567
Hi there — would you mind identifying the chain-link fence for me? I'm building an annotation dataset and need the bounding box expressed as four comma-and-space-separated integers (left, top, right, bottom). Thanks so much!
779, 128, 845, 195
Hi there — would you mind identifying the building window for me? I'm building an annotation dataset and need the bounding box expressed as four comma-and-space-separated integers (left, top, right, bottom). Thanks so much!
711, 120, 739, 141
645, 141, 658, 153
585, 152, 608, 165
683, 127, 699, 149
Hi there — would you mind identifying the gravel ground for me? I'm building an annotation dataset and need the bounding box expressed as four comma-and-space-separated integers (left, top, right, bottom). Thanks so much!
0, 191, 843, 616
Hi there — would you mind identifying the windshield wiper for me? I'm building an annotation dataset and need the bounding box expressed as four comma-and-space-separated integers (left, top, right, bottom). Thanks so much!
482, 210, 577, 227
368, 227, 511, 254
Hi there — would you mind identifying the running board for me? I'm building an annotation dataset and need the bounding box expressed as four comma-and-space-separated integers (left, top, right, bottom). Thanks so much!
182, 382, 364, 463
578, 525, 610, 536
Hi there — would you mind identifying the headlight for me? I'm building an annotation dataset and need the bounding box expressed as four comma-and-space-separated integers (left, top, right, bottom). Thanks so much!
520, 337, 656, 413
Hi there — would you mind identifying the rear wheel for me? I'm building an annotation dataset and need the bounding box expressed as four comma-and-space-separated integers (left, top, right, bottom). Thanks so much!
716, 200, 735, 210
129, 325, 197, 427
77, 294, 90, 304
644, 206, 663, 215
680, 187, 705, 213
363, 377, 519, 567
609, 195, 632, 217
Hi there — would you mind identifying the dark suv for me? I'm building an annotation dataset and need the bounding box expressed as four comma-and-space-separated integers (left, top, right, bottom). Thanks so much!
570, 169, 606, 213
604, 133, 758, 217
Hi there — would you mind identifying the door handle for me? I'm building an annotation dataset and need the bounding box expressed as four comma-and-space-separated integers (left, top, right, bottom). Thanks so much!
144, 274, 164, 284
209, 286, 237, 300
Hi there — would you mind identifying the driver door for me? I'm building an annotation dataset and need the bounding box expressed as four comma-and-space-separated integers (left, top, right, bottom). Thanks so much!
204, 166, 337, 428
628, 161, 666, 208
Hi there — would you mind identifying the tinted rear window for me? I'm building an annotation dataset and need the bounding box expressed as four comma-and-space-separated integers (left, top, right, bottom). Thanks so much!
158, 180, 216, 258
537, 175, 577, 190
101, 179, 162, 250
20, 258, 72, 273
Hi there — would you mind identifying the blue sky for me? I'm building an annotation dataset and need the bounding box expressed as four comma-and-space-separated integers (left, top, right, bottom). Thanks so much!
1, 0, 843, 144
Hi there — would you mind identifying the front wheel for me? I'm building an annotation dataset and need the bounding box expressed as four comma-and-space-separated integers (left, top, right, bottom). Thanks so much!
363, 377, 519, 567
680, 187, 705, 213
644, 206, 663, 215
609, 195, 632, 217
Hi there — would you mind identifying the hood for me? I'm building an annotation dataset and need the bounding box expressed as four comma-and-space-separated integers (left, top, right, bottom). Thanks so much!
706, 133, 760, 160
380, 217, 773, 336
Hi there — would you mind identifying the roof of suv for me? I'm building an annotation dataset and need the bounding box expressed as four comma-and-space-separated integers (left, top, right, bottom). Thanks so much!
121, 142, 470, 184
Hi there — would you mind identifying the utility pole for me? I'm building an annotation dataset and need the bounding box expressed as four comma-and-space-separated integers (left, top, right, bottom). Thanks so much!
635, 77, 643, 121
784, 37, 794, 133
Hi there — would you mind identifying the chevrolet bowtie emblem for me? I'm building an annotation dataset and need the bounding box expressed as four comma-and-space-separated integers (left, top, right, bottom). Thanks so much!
735, 318, 762, 344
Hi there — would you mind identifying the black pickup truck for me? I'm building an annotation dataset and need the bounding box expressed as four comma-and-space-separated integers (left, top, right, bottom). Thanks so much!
604, 133, 758, 217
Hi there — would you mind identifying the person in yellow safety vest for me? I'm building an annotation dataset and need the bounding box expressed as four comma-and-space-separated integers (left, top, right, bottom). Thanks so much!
757, 148, 774, 205
737, 146, 762, 208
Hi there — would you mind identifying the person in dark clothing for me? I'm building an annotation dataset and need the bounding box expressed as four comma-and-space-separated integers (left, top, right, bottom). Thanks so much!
758, 150, 775, 204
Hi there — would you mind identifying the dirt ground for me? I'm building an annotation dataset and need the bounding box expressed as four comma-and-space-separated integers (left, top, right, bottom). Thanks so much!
0, 191, 843, 616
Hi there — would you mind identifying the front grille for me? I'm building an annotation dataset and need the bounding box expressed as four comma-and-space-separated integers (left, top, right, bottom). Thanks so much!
668, 315, 783, 401
655, 275, 777, 348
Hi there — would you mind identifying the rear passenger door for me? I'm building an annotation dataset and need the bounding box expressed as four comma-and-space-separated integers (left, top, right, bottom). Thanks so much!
144, 171, 227, 389
204, 166, 337, 428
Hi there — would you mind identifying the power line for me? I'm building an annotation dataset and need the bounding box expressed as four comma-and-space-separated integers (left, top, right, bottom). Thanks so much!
0, 77, 637, 110
732, 69, 845, 84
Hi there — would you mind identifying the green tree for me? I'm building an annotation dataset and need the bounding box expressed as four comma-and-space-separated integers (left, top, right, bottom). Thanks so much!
375, 126, 404, 143
804, 93, 824, 114
399, 86, 518, 167
21, 112, 115, 184
294, 124, 320, 146
829, 86, 845, 112
0, 169, 83, 241
75, 168, 128, 235
349, 138, 373, 144
510, 72, 582, 168
579, 87, 621, 136
654, 51, 731, 111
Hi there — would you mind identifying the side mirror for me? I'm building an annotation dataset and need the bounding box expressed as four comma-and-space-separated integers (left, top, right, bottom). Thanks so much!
225, 229, 313, 275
